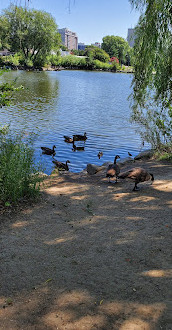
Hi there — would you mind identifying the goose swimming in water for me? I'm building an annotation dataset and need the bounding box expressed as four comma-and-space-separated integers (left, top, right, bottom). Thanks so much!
41, 145, 56, 155
72, 141, 85, 151
52, 159, 70, 171
64, 136, 73, 143
98, 151, 103, 159
73, 132, 87, 141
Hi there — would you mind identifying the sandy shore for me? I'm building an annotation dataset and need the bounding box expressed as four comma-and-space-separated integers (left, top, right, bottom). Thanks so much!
0, 158, 171, 330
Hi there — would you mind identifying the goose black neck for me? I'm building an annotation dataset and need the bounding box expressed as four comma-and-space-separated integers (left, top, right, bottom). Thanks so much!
114, 156, 118, 164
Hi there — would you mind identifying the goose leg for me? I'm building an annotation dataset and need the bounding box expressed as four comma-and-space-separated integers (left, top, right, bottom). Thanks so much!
133, 183, 140, 191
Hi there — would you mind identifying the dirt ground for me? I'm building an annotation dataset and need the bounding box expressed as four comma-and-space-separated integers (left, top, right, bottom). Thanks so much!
0, 159, 171, 330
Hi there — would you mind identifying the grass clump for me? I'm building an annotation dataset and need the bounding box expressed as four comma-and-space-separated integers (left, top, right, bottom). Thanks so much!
154, 143, 172, 162
0, 129, 43, 205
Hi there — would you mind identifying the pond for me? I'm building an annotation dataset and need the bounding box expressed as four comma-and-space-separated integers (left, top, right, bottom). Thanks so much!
0, 70, 148, 174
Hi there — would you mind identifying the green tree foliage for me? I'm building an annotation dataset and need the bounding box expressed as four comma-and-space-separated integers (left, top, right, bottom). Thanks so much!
101, 35, 131, 64
0, 5, 61, 66
129, 0, 172, 147
84, 46, 110, 63
56, 55, 112, 71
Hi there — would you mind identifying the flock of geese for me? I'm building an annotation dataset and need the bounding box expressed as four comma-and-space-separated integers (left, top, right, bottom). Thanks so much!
41, 132, 154, 191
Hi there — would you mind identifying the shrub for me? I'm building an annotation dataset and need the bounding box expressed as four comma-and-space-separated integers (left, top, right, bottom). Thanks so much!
110, 57, 119, 64
0, 54, 21, 67
111, 61, 119, 72
25, 58, 33, 68
47, 54, 61, 66
93, 60, 111, 70
60, 55, 87, 69
0, 129, 43, 204
154, 143, 172, 161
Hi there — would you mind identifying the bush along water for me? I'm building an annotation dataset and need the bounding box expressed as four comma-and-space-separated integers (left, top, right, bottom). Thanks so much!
0, 127, 43, 205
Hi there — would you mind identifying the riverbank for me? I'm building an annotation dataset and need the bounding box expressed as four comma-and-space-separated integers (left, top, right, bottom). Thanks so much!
0, 157, 171, 329
42, 65, 134, 74
1, 64, 134, 74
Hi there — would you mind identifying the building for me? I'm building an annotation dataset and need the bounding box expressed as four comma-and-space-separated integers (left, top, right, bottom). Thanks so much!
59, 49, 70, 57
127, 28, 136, 47
78, 43, 86, 51
58, 28, 78, 50
91, 42, 101, 48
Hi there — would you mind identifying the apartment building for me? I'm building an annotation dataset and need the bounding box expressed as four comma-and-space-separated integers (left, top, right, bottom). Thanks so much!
127, 28, 136, 47
58, 28, 78, 50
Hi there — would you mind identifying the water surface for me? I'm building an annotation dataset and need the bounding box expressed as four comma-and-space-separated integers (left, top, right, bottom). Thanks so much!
0, 70, 147, 174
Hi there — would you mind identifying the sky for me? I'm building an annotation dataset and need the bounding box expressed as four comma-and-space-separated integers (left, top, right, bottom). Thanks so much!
0, 0, 140, 45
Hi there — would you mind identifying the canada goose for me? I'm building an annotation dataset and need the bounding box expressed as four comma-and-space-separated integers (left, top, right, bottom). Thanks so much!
52, 159, 70, 171
118, 167, 154, 191
72, 141, 85, 151
73, 132, 87, 141
41, 145, 56, 155
98, 151, 103, 159
106, 155, 120, 183
64, 135, 73, 143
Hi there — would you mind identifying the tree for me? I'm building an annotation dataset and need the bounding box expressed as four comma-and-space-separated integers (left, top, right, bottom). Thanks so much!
129, 0, 172, 147
101, 35, 131, 64
84, 46, 110, 63
0, 5, 61, 66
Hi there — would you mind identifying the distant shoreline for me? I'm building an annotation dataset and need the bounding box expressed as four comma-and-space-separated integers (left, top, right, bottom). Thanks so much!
2, 65, 134, 74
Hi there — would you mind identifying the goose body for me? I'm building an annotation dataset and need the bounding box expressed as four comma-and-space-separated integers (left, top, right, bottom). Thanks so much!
72, 141, 85, 151
73, 132, 87, 141
98, 151, 103, 159
106, 155, 120, 183
118, 167, 154, 191
52, 160, 70, 171
64, 136, 73, 143
41, 145, 56, 155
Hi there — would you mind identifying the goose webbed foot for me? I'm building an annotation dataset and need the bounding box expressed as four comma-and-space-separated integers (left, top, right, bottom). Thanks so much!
133, 185, 140, 191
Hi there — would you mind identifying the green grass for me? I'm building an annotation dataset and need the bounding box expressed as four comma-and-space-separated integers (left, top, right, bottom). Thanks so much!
154, 144, 172, 162
155, 152, 172, 161
0, 134, 43, 205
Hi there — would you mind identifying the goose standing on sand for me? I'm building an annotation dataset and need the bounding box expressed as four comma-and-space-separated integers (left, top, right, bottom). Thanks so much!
41, 145, 56, 155
73, 132, 87, 141
52, 160, 70, 171
118, 167, 154, 191
106, 155, 120, 183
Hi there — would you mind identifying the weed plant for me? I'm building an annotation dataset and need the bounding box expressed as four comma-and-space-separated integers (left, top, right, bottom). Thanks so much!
0, 132, 43, 205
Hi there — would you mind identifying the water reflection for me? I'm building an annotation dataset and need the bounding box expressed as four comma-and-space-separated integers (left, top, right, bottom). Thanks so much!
2, 70, 59, 109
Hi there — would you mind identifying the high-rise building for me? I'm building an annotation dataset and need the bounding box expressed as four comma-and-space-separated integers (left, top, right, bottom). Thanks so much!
127, 28, 136, 47
58, 28, 78, 50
